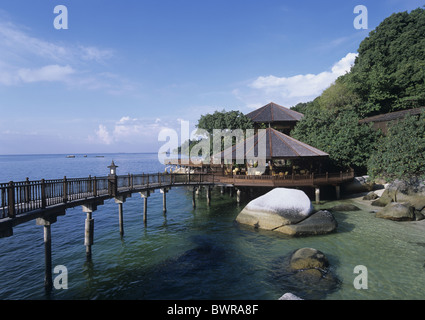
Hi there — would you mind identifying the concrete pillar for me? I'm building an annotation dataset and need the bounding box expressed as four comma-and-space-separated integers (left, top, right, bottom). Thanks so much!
230, 187, 234, 197
206, 186, 211, 206
115, 195, 129, 237
335, 185, 341, 200
192, 187, 196, 209
160, 188, 169, 214
118, 203, 124, 236
220, 186, 225, 194
36, 213, 62, 291
236, 189, 241, 203
84, 211, 94, 259
315, 187, 320, 204
36, 218, 53, 290
82, 203, 98, 260
140, 191, 151, 225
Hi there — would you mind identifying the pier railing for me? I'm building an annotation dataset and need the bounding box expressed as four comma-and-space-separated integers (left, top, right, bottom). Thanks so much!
0, 173, 215, 219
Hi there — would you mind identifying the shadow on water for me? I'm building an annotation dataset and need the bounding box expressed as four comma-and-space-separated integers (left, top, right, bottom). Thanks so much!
267, 251, 342, 300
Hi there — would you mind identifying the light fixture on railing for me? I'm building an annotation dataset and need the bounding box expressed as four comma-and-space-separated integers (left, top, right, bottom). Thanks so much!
108, 160, 118, 176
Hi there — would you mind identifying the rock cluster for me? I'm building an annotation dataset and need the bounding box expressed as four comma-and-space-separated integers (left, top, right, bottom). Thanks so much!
363, 178, 425, 221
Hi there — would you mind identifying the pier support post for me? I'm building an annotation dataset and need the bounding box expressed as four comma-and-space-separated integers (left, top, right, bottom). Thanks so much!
160, 188, 169, 214
220, 186, 225, 194
140, 191, 151, 224
315, 187, 320, 204
192, 187, 197, 209
335, 185, 341, 200
236, 189, 241, 203
230, 187, 234, 198
82, 203, 99, 260
115, 195, 130, 237
206, 186, 211, 206
36, 217, 55, 291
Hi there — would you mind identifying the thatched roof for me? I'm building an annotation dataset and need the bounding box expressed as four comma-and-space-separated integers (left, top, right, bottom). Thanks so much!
217, 128, 328, 161
245, 102, 304, 123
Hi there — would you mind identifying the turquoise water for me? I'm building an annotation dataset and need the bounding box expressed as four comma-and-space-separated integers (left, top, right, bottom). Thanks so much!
0, 153, 424, 300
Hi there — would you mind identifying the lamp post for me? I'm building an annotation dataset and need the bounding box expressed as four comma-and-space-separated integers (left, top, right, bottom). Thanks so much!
108, 161, 118, 196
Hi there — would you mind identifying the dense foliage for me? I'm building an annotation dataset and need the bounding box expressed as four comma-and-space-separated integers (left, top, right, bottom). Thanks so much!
291, 108, 379, 173
367, 112, 425, 181
291, 7, 425, 178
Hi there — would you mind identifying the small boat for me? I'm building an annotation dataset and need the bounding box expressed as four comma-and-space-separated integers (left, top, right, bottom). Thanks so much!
66, 155, 75, 158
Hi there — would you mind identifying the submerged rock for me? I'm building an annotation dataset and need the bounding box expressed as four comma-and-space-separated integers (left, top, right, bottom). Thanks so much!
289, 248, 329, 271
363, 191, 379, 201
269, 248, 340, 300
328, 204, 361, 212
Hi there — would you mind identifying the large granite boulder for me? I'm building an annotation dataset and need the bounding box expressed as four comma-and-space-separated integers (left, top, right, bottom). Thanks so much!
236, 188, 314, 231
236, 188, 337, 236
289, 248, 329, 271
375, 202, 415, 221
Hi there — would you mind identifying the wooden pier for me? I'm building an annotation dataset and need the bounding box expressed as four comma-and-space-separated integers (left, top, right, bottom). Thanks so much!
0, 161, 354, 291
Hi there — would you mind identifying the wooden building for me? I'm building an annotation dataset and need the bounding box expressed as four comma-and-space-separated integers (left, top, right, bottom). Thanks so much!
245, 102, 304, 135
359, 107, 425, 134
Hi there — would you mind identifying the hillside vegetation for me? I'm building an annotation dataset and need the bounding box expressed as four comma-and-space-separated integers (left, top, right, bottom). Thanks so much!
291, 7, 425, 180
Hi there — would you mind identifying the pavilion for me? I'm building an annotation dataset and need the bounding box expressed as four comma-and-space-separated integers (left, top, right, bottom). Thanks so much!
245, 102, 304, 135
216, 127, 329, 176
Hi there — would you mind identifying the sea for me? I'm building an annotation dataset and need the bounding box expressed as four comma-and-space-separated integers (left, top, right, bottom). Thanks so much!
0, 153, 424, 300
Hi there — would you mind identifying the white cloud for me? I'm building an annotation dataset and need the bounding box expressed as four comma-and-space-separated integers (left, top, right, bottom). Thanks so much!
17, 64, 75, 83
235, 52, 358, 108
95, 124, 113, 145
90, 117, 171, 146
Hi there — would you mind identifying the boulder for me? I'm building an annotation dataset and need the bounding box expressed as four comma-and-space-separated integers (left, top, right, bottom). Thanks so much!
236, 188, 313, 230
275, 210, 337, 236
343, 176, 374, 194
278, 293, 303, 300
328, 204, 360, 212
363, 191, 379, 201
371, 189, 394, 207
289, 248, 329, 271
375, 202, 415, 221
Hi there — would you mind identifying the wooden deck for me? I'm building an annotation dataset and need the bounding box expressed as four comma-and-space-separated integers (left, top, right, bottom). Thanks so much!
216, 170, 355, 187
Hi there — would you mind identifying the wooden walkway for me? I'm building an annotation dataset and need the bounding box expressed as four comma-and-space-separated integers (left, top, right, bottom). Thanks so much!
0, 168, 354, 291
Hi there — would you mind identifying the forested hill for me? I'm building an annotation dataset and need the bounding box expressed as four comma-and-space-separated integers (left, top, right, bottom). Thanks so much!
291, 7, 425, 179
293, 7, 425, 119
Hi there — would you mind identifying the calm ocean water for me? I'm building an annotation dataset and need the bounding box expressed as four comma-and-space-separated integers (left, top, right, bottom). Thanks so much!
0, 153, 424, 300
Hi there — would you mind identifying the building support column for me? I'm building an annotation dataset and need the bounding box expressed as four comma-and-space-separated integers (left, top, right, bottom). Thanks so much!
206, 186, 211, 206
335, 185, 341, 200
315, 187, 320, 205
236, 189, 241, 203
192, 187, 197, 209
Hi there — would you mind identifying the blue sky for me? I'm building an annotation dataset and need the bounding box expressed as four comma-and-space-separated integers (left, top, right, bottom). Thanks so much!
0, 0, 424, 154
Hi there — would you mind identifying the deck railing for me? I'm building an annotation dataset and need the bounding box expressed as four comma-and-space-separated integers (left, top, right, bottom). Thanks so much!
0, 173, 215, 219
0, 170, 353, 220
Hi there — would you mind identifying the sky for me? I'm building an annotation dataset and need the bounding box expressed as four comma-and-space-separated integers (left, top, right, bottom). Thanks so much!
0, 0, 424, 155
